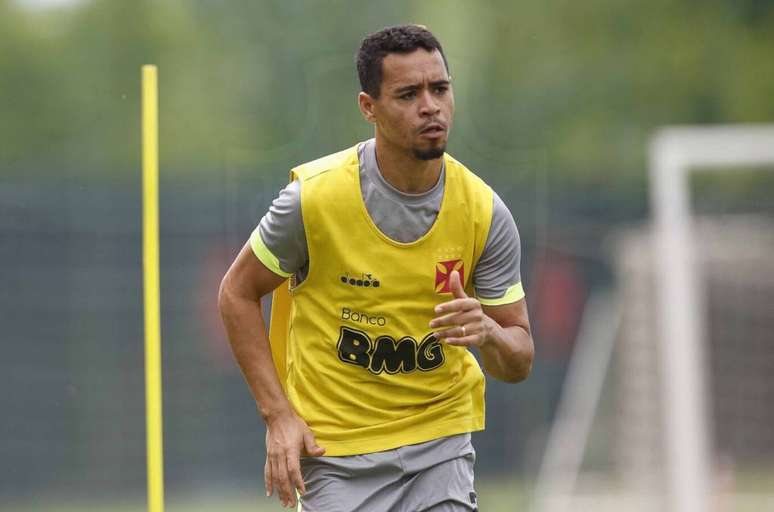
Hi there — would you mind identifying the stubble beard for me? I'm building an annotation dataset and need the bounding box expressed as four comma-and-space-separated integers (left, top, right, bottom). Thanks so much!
412, 144, 446, 161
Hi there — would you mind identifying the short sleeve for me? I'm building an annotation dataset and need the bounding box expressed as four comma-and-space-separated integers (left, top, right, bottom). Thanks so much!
249, 180, 309, 277
472, 192, 525, 305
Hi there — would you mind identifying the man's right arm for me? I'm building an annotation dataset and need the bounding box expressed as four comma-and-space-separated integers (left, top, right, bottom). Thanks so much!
218, 242, 323, 509
218, 241, 290, 420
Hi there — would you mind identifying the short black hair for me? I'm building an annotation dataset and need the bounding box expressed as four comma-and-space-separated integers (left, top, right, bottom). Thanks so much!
356, 24, 449, 99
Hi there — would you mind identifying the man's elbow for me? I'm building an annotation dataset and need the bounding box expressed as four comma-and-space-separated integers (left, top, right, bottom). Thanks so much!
503, 362, 532, 383
504, 344, 534, 383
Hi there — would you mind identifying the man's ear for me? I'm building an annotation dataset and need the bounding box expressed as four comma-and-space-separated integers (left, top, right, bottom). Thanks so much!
358, 91, 377, 124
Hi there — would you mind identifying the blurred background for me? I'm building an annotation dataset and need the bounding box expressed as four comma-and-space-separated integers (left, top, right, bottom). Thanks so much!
2, 0, 773, 510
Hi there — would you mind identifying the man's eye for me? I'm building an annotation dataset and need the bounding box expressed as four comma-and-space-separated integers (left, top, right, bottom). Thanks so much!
434, 86, 448, 94
400, 91, 416, 100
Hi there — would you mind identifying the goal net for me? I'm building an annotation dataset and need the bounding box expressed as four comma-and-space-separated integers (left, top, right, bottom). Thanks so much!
533, 125, 774, 512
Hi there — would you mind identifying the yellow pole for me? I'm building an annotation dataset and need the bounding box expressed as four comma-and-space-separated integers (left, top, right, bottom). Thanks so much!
142, 64, 165, 512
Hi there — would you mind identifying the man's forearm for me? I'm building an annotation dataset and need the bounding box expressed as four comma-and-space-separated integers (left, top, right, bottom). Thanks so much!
479, 318, 533, 383
218, 288, 293, 421
218, 257, 325, 509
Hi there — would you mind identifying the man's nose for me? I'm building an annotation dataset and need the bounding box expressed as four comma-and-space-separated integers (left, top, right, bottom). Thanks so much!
418, 90, 441, 116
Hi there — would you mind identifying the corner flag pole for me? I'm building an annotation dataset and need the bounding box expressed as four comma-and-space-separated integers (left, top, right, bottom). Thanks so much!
142, 64, 165, 512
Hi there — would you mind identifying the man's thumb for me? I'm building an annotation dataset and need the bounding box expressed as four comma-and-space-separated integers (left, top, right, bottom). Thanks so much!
303, 432, 325, 457
450, 270, 467, 299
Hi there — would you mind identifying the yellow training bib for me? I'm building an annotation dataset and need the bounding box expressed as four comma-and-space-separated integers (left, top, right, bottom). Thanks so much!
271, 144, 493, 456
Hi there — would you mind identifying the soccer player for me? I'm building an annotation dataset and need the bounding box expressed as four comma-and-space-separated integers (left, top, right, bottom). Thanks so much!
219, 24, 534, 511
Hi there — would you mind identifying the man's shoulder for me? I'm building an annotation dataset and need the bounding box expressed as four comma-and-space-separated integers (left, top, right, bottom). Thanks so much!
291, 143, 361, 182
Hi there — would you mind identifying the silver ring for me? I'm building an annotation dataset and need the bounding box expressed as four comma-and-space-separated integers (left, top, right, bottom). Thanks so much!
461, 325, 466, 337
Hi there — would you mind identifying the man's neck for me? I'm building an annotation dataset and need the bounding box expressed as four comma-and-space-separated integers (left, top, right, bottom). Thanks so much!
373, 136, 443, 194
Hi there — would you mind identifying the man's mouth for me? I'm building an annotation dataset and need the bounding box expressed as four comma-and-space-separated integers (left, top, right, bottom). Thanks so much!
419, 123, 446, 136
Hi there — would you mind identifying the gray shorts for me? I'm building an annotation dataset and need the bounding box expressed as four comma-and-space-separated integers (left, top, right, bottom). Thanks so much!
299, 433, 477, 512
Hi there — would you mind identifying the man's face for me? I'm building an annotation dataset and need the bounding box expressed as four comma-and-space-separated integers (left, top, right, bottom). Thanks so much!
362, 49, 454, 161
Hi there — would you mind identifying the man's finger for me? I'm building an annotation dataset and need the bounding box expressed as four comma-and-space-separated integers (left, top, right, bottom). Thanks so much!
449, 270, 467, 299
270, 455, 281, 503
303, 432, 326, 457
430, 308, 483, 329
429, 311, 462, 329
264, 457, 272, 497
287, 451, 305, 496
434, 323, 473, 341
279, 459, 293, 507
443, 333, 479, 346
272, 454, 291, 507
433, 297, 478, 317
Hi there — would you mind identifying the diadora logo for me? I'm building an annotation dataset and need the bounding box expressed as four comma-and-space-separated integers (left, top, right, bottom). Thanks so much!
340, 271, 380, 288
435, 259, 464, 294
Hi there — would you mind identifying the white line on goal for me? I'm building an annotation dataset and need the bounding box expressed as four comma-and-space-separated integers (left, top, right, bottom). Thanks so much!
531, 290, 621, 512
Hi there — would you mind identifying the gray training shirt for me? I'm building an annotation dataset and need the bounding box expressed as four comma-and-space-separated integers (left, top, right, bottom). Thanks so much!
257, 139, 523, 302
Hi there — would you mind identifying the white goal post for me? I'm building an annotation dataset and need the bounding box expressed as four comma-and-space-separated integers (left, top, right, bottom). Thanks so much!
650, 124, 774, 512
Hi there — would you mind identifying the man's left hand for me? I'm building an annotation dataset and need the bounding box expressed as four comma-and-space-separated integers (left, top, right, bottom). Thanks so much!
429, 270, 491, 347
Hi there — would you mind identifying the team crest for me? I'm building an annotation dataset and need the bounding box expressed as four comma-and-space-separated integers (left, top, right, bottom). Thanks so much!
435, 259, 464, 294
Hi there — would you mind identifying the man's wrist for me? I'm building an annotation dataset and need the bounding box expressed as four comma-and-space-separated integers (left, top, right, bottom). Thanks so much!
259, 400, 294, 424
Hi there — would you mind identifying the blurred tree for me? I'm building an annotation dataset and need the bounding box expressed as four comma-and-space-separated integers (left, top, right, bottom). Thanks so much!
0, 0, 772, 187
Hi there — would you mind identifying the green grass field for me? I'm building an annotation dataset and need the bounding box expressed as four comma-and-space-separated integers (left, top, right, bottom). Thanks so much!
8, 471, 774, 511
1, 478, 530, 512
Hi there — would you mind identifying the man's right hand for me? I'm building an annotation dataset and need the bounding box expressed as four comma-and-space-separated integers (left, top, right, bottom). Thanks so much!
264, 409, 325, 509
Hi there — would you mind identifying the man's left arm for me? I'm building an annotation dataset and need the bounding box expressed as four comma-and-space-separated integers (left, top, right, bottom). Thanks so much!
430, 270, 534, 383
